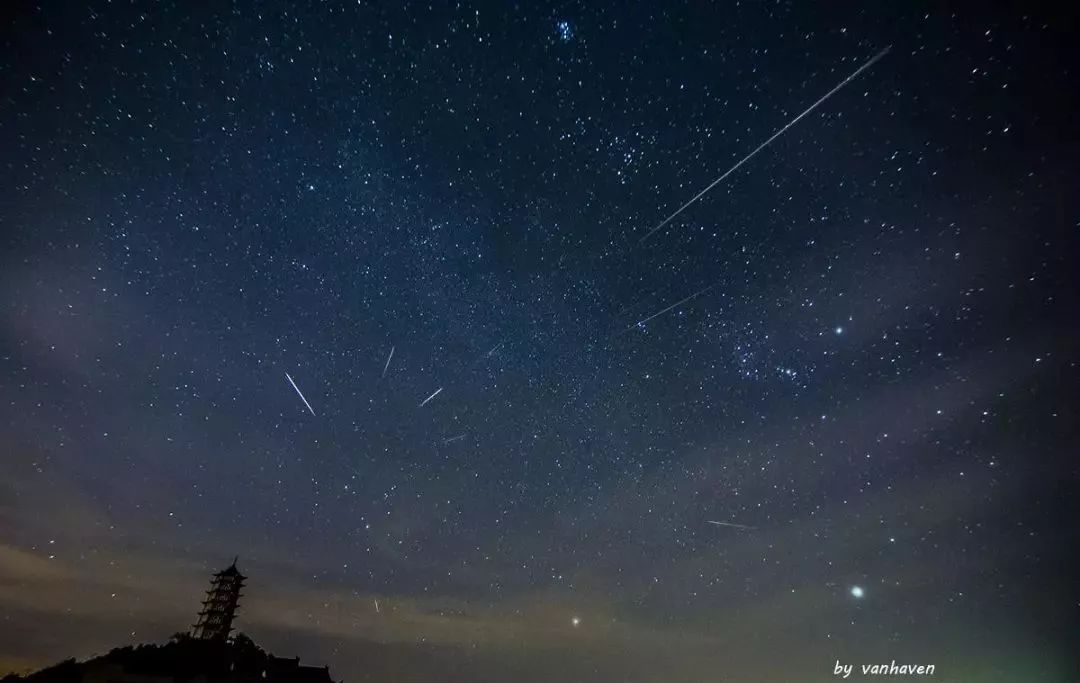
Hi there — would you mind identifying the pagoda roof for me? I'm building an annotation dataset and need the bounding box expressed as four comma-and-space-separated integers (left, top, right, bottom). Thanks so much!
216, 557, 245, 578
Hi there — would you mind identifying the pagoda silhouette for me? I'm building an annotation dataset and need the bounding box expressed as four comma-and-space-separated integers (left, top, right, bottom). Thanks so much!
2, 557, 339, 683
191, 557, 246, 641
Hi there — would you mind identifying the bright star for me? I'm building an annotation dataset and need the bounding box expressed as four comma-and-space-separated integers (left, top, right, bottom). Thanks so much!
850, 586, 864, 599
571, 616, 581, 627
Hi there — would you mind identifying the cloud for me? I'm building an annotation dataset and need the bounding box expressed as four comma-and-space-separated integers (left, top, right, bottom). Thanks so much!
0, 544, 73, 585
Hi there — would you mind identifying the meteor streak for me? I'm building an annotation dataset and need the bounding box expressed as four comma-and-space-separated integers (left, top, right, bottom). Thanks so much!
419, 387, 443, 407
625, 284, 716, 332
284, 372, 316, 416
641, 46, 891, 243
707, 520, 756, 530
382, 346, 395, 377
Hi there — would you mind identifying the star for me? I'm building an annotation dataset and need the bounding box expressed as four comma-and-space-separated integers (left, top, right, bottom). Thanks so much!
850, 586, 865, 599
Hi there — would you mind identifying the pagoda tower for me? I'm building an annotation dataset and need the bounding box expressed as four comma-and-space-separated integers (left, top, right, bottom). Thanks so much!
191, 558, 245, 641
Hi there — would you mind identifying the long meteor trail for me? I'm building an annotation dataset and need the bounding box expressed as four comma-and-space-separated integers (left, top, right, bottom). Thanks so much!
707, 520, 757, 530
641, 46, 891, 244
625, 284, 716, 332
419, 387, 443, 407
285, 372, 316, 416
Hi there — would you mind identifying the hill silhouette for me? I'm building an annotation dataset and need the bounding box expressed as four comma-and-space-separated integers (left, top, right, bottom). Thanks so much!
1, 633, 335, 683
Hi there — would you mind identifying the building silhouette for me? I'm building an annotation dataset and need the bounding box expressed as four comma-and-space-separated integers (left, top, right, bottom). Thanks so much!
191, 558, 246, 641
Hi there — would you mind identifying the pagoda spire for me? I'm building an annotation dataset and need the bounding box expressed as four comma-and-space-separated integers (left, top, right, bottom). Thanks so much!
190, 559, 246, 641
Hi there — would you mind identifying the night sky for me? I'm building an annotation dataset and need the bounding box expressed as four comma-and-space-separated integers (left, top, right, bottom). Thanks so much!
2, 3, 1077, 682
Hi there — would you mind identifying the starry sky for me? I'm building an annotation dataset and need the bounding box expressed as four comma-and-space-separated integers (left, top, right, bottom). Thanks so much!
1, 2, 1077, 682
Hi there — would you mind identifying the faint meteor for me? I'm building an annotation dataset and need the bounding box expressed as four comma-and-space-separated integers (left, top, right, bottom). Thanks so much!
625, 284, 716, 332
485, 342, 503, 357
284, 372, 316, 416
442, 433, 467, 445
382, 346, 395, 377
707, 520, 756, 530
419, 387, 443, 407
641, 45, 892, 243
374, 598, 380, 613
